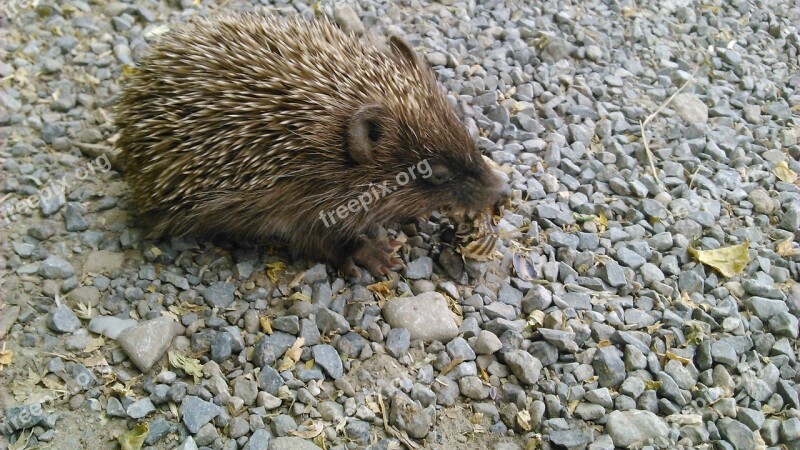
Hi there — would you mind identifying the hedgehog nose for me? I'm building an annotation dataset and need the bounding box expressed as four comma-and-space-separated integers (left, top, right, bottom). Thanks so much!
498, 182, 511, 202
491, 169, 511, 207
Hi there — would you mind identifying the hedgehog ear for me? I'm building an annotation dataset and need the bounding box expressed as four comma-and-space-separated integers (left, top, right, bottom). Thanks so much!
388, 36, 419, 66
347, 104, 386, 165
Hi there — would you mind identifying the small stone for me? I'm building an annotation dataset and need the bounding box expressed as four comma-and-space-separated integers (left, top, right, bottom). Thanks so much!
180, 396, 222, 434
718, 417, 756, 450
244, 428, 271, 450
258, 392, 282, 410
404, 256, 433, 279
389, 393, 432, 439
672, 93, 708, 123
593, 347, 626, 388
258, 366, 284, 396
126, 398, 155, 419
272, 414, 298, 437
5, 404, 46, 431
195, 423, 219, 446
203, 281, 236, 308
316, 308, 350, 335
333, 4, 364, 35
385, 328, 411, 358
503, 350, 542, 385
40, 255, 75, 279
605, 410, 669, 448
312, 344, 344, 379
89, 316, 137, 339
446, 337, 476, 361
117, 317, 179, 372
345, 419, 371, 445
233, 378, 259, 406
473, 330, 502, 355
48, 304, 82, 333
382, 292, 459, 343
599, 261, 626, 287
83, 250, 124, 274
268, 437, 321, 450
782, 417, 800, 441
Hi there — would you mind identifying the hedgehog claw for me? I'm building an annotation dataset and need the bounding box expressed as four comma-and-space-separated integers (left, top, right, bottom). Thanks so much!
347, 237, 403, 279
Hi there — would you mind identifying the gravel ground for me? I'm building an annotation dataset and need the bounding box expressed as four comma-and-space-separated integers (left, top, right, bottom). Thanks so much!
1, 0, 799, 449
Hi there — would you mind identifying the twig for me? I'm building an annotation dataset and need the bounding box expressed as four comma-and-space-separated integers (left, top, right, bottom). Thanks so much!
639, 66, 701, 181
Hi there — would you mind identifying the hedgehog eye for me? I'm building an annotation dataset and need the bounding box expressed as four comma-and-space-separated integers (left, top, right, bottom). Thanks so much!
428, 164, 451, 186
366, 120, 383, 143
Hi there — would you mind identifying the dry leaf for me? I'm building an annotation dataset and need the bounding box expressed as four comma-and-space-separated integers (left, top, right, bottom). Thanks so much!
290, 420, 324, 439
83, 337, 105, 353
288, 292, 311, 302
513, 253, 538, 281
117, 423, 148, 450
260, 316, 273, 334
567, 400, 579, 415
665, 351, 691, 365
573, 213, 596, 223
773, 161, 798, 183
596, 339, 612, 348
367, 280, 394, 297
168, 351, 203, 382
277, 337, 304, 371
266, 261, 286, 283
595, 211, 608, 232
644, 380, 662, 390
777, 239, 800, 257
526, 310, 545, 330
440, 358, 464, 376
688, 241, 750, 278
516, 409, 532, 431
0, 348, 13, 366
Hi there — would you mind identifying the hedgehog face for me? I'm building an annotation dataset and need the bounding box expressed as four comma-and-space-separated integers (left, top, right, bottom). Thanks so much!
339, 35, 510, 225
344, 103, 509, 225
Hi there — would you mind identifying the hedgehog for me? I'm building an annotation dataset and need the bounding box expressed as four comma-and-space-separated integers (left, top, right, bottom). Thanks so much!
115, 12, 510, 278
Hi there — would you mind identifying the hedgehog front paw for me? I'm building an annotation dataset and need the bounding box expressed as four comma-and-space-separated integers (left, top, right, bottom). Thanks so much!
342, 236, 404, 279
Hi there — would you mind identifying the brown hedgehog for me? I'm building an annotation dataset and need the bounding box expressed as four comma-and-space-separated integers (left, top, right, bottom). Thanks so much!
115, 12, 510, 278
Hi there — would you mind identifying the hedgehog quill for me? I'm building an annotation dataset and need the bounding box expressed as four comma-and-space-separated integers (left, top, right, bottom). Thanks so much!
116, 12, 510, 278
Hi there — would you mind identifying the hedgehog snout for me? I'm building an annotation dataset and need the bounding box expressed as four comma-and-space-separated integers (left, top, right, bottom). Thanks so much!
488, 168, 511, 209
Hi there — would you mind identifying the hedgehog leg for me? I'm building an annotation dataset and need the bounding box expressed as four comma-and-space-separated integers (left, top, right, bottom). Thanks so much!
343, 235, 404, 279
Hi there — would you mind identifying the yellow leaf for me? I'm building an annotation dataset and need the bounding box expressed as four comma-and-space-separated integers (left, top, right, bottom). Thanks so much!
596, 339, 612, 348
117, 423, 148, 450
595, 211, 608, 232
0, 349, 13, 366
288, 292, 310, 302
688, 241, 750, 278
266, 261, 286, 283
367, 280, 393, 297
168, 351, 203, 382
567, 400, 579, 415
260, 316, 273, 334
773, 161, 798, 183
645, 380, 662, 390
666, 351, 691, 365
277, 337, 304, 372
440, 358, 464, 376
